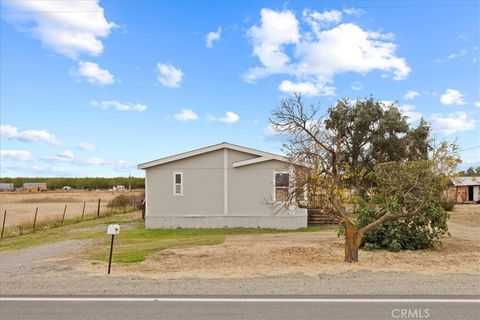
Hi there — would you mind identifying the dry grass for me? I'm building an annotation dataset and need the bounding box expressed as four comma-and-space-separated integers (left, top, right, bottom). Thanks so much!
17, 197, 80, 203
449, 204, 480, 227
79, 205, 480, 279
0, 190, 143, 227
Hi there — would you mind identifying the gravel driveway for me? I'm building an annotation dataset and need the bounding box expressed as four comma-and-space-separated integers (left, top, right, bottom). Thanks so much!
1, 240, 89, 280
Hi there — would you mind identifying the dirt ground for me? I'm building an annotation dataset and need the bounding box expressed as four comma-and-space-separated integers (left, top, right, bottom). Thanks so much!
79, 205, 480, 279
1, 205, 479, 296
0, 190, 143, 227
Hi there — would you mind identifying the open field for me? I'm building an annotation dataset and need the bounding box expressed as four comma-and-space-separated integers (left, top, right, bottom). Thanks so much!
0, 190, 143, 228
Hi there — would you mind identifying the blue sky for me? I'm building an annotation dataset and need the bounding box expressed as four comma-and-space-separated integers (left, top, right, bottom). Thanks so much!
1, 0, 479, 177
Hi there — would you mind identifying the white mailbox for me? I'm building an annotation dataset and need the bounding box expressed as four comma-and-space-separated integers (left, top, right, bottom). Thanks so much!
107, 224, 120, 235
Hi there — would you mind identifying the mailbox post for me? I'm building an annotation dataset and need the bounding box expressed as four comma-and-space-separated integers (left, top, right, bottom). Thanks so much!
107, 224, 120, 274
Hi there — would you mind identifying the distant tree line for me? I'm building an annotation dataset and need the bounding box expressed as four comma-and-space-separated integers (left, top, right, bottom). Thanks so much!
0, 177, 145, 190
458, 166, 480, 176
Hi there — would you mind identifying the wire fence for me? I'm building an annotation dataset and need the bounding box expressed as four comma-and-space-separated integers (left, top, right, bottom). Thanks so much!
0, 193, 144, 240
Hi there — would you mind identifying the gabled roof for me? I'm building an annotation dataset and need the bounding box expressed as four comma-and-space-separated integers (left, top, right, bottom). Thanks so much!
137, 142, 288, 169
450, 177, 480, 186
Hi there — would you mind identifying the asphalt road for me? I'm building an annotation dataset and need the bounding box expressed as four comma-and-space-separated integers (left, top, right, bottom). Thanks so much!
1, 295, 479, 320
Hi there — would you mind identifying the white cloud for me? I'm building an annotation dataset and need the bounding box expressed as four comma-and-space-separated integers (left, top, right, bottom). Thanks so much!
76, 61, 115, 85
219, 111, 240, 124
398, 104, 422, 124
404, 90, 420, 100
0, 124, 60, 145
174, 109, 198, 122
434, 46, 477, 63
245, 9, 410, 95
432, 111, 476, 135
380, 100, 395, 107
76, 142, 96, 151
351, 81, 363, 91
40, 155, 73, 163
264, 123, 289, 137
3, 0, 116, 59
303, 9, 342, 33
440, 89, 466, 105
475, 101, 480, 108
0, 150, 32, 161
111, 160, 135, 172
245, 9, 299, 83
156, 63, 184, 88
58, 150, 75, 159
207, 112, 240, 124
461, 151, 480, 165
90, 100, 147, 112
343, 7, 366, 16
0, 124, 17, 137
86, 157, 105, 166
205, 27, 222, 48
279, 80, 334, 96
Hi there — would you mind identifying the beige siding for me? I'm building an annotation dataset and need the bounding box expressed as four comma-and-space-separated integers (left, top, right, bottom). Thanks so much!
227, 149, 297, 216
146, 149, 224, 218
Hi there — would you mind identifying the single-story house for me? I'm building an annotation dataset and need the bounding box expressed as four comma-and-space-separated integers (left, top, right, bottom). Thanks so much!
447, 177, 480, 203
137, 142, 307, 229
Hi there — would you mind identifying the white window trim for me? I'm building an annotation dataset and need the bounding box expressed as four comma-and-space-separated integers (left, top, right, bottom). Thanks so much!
173, 171, 183, 196
273, 171, 289, 202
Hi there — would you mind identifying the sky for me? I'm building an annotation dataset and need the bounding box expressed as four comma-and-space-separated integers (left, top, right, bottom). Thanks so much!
0, 0, 479, 178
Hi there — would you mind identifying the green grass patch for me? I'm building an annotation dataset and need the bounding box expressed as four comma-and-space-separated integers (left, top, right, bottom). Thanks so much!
85, 224, 335, 264
1, 213, 335, 264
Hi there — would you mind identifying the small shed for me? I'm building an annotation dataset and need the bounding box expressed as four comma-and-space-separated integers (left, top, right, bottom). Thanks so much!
447, 177, 480, 203
0, 183, 14, 191
22, 182, 47, 192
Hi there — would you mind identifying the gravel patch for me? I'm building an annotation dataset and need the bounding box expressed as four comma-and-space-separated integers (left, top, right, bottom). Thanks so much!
1, 240, 89, 279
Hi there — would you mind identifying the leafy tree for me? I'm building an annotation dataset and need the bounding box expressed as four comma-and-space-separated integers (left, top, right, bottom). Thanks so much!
271, 94, 458, 262
355, 161, 450, 252
324, 97, 430, 199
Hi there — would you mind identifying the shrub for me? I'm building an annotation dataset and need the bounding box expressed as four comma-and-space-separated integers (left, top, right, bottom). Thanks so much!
355, 206, 448, 252
440, 198, 455, 211
108, 192, 144, 211
354, 161, 450, 252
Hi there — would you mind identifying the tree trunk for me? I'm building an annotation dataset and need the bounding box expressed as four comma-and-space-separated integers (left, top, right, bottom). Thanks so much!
343, 220, 362, 262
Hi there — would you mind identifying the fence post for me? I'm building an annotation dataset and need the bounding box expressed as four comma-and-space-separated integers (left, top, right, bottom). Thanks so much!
133, 194, 136, 210
97, 198, 101, 218
110, 198, 114, 215
1, 210, 6, 239
81, 201, 86, 220
33, 207, 39, 230
61, 204, 67, 225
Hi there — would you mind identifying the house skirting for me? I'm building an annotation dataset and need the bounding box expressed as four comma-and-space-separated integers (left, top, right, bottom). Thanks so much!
145, 214, 307, 230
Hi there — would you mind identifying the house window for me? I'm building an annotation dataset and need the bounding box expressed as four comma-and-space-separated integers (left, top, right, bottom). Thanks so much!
274, 172, 289, 202
173, 172, 183, 196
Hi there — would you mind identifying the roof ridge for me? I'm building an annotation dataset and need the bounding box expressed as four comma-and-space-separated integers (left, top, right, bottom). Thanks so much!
137, 142, 287, 169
